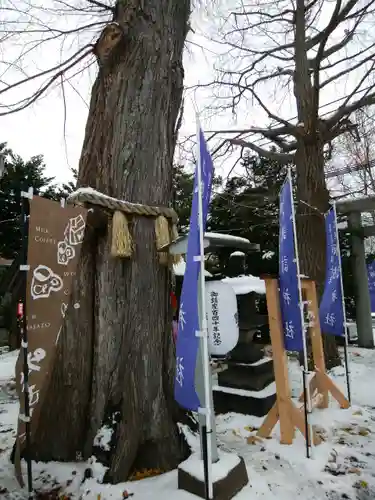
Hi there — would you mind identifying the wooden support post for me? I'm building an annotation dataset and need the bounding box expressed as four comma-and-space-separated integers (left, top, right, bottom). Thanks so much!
257, 278, 294, 443
297, 279, 350, 410
257, 278, 321, 446
302, 279, 329, 409
315, 370, 350, 409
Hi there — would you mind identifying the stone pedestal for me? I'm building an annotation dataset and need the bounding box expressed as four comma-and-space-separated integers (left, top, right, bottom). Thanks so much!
213, 344, 276, 418
178, 451, 248, 500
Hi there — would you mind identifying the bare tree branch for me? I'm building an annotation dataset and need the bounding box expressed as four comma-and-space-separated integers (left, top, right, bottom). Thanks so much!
321, 53, 375, 88
230, 138, 295, 163
0, 0, 112, 118
0, 49, 94, 116
0, 44, 94, 99
197, 0, 375, 174
86, 0, 114, 12
248, 87, 295, 132
327, 90, 375, 129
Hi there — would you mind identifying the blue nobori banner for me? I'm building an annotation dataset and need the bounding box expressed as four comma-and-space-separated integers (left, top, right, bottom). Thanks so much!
319, 207, 345, 336
174, 126, 214, 411
367, 260, 375, 312
279, 175, 304, 352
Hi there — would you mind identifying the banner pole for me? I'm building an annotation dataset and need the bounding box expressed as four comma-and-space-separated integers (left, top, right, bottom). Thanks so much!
196, 116, 213, 500
201, 425, 209, 500
288, 168, 312, 459
333, 202, 351, 404
19, 188, 33, 499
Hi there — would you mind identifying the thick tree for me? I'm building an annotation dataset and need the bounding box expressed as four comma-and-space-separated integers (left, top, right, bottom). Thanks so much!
1, 0, 191, 482
199, 0, 375, 366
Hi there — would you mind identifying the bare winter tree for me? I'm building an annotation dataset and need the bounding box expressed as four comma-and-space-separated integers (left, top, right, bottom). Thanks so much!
1, 0, 192, 482
329, 109, 375, 199
328, 109, 375, 253
199, 0, 375, 366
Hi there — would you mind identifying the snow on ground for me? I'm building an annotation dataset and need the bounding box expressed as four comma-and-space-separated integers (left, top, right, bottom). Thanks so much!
1, 347, 375, 499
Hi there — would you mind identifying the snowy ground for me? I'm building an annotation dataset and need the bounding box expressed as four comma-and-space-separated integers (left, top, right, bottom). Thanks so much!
1, 347, 375, 499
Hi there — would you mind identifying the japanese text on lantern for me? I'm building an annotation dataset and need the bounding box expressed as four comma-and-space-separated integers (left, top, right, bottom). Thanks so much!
210, 290, 221, 346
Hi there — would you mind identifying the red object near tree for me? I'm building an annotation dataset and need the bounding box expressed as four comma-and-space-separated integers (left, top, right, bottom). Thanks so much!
17, 302, 24, 318
170, 291, 177, 312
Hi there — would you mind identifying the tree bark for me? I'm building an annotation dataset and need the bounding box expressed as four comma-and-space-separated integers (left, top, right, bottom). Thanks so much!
293, 0, 341, 370
30, 0, 190, 483
295, 140, 341, 369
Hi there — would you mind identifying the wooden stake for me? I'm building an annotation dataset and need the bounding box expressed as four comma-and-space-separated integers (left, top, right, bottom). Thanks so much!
257, 277, 321, 446
297, 279, 350, 410
303, 279, 329, 408
316, 370, 350, 409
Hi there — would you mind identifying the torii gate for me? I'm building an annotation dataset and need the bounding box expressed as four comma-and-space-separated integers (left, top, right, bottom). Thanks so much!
336, 195, 375, 348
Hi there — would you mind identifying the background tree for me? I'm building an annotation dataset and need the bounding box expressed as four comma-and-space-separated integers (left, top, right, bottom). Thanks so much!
0, 145, 63, 351
172, 163, 222, 231
198, 0, 375, 365
208, 155, 292, 276
327, 108, 375, 197
1, 1, 191, 482
59, 167, 79, 197
0, 144, 58, 259
172, 164, 195, 231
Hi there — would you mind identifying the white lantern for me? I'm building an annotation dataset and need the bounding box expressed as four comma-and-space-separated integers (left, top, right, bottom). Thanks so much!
205, 281, 239, 356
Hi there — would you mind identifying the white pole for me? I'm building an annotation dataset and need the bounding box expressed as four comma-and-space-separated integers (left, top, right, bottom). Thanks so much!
333, 202, 351, 403
288, 167, 314, 458
196, 115, 213, 499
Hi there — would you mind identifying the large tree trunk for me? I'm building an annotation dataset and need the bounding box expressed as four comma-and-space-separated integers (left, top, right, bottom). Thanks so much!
30, 0, 190, 483
293, 0, 341, 370
295, 140, 341, 369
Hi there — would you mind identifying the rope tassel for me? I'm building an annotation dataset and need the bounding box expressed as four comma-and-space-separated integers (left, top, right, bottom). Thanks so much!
155, 215, 170, 265
67, 188, 180, 264
111, 210, 133, 258
170, 223, 182, 265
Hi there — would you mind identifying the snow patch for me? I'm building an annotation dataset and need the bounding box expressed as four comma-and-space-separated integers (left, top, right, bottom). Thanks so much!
0, 349, 18, 382
213, 381, 276, 399
222, 275, 266, 295
337, 220, 347, 230
230, 251, 245, 257
173, 258, 212, 277
262, 250, 275, 260
233, 356, 272, 367
205, 232, 250, 245
178, 424, 201, 454
93, 425, 113, 451
87, 455, 108, 482
178, 449, 240, 483
2, 346, 375, 499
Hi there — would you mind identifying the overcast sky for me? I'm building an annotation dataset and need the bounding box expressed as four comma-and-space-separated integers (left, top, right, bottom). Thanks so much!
0, 2, 228, 185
